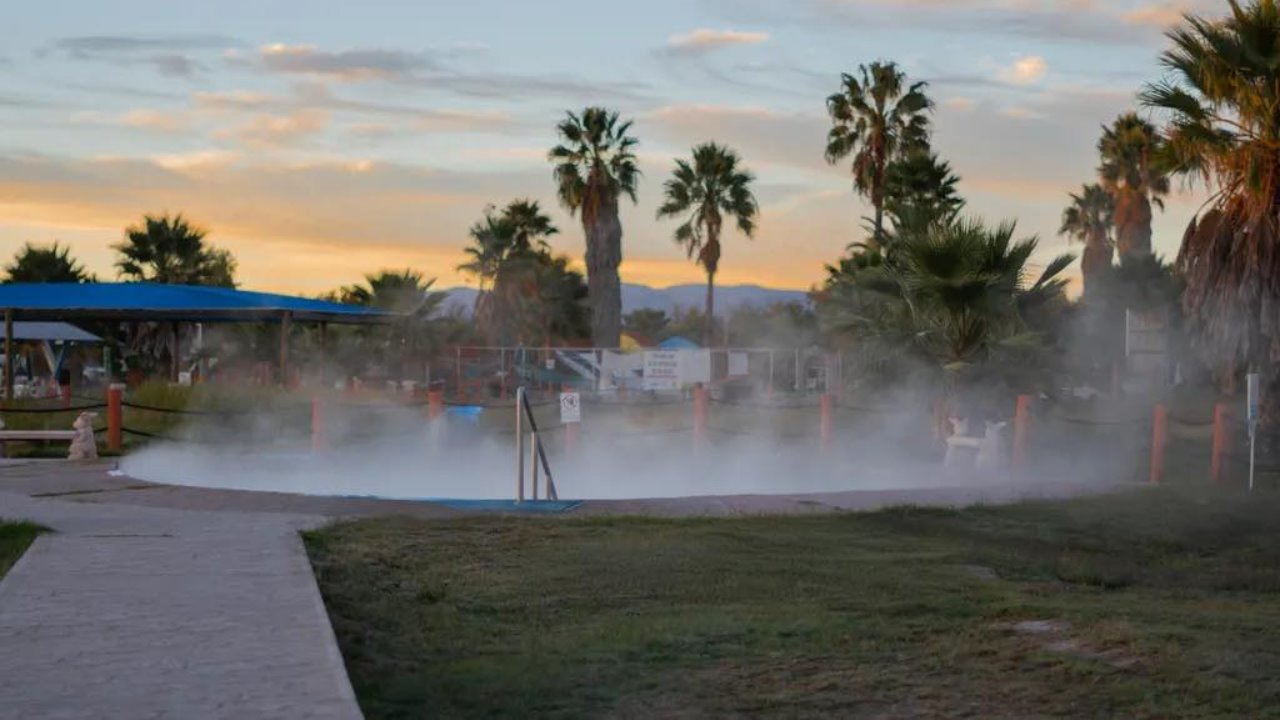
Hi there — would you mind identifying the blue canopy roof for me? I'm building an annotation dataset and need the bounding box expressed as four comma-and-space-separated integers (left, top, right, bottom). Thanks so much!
0, 283, 394, 324
659, 336, 701, 350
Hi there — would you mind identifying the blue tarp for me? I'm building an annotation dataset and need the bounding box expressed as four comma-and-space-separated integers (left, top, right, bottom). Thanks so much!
0, 283, 392, 324
659, 336, 700, 350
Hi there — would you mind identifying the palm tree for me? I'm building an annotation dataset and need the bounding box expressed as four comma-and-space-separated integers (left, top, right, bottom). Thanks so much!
656, 142, 759, 346
548, 107, 640, 348
1098, 113, 1169, 259
340, 269, 441, 314
458, 201, 573, 346
1141, 0, 1280, 392
1058, 184, 1115, 298
883, 150, 964, 240
114, 214, 236, 286
338, 269, 446, 377
825, 61, 933, 248
3, 242, 93, 283
826, 217, 1073, 385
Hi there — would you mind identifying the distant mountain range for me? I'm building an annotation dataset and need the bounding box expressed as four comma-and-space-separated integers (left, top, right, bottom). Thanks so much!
440, 283, 810, 317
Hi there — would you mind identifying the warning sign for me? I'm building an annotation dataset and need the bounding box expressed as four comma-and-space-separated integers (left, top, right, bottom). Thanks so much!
559, 392, 581, 424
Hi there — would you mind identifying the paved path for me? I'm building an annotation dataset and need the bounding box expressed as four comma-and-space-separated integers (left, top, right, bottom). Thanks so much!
0, 471, 362, 720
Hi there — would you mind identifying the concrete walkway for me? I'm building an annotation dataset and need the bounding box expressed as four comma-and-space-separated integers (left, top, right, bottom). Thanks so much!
0, 469, 362, 720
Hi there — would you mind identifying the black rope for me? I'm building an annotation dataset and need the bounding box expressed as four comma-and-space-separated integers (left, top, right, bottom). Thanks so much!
1, 403, 107, 414
121, 426, 183, 441
121, 401, 262, 416
1046, 413, 1147, 426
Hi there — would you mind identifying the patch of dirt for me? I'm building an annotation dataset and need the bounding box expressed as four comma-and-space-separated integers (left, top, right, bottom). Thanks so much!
997, 619, 1139, 670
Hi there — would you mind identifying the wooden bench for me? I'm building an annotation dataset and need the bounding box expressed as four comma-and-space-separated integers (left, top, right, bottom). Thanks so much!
0, 430, 78, 458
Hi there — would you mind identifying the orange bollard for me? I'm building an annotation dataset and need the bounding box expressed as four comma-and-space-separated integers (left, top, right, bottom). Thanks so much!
1211, 402, 1232, 484
820, 393, 834, 450
311, 395, 328, 453
693, 384, 708, 446
428, 389, 444, 420
1150, 403, 1168, 485
106, 383, 123, 453
1012, 394, 1032, 472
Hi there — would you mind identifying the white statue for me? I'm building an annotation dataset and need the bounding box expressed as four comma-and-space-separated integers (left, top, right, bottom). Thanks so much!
945, 417, 1008, 472
68, 411, 98, 461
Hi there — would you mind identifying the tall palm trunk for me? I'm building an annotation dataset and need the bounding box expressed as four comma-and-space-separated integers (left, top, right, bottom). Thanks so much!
1081, 227, 1113, 298
584, 194, 623, 348
704, 269, 716, 347
1115, 191, 1153, 258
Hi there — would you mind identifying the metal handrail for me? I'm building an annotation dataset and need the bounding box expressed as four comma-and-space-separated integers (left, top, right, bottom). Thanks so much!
514, 386, 557, 502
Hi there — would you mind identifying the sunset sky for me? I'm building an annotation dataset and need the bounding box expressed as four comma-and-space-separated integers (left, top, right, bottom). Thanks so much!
0, 0, 1217, 295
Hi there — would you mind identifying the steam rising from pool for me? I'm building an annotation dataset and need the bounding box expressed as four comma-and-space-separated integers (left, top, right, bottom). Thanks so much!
118, 393, 1136, 501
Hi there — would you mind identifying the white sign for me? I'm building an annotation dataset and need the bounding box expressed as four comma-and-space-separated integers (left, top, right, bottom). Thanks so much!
643, 351, 681, 391
559, 392, 581, 424
728, 352, 749, 377
682, 349, 712, 385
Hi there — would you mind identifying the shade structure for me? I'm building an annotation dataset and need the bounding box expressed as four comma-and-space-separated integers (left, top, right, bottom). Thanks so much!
0, 283, 396, 324
9, 322, 101, 343
0, 283, 400, 397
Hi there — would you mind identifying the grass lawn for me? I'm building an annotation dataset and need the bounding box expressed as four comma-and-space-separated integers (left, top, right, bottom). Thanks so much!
305, 488, 1280, 719
0, 521, 44, 580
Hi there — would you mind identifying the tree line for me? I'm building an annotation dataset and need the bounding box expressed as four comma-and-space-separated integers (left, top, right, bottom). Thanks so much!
4, 1, 1279, 410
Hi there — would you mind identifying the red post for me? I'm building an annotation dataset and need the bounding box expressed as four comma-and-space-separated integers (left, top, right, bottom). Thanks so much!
428, 389, 444, 420
61, 384, 71, 409
106, 383, 123, 453
693, 384, 708, 445
1012, 394, 1032, 472
820, 393, 834, 450
1211, 401, 1232, 484
311, 395, 328, 453
1150, 403, 1168, 485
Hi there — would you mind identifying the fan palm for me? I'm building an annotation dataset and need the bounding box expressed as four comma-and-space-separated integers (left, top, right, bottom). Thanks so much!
113, 211, 236, 284
1058, 184, 1115, 297
548, 107, 639, 348
3, 242, 93, 283
884, 151, 964, 235
656, 142, 758, 345
1141, 0, 1280, 389
114, 214, 236, 287
828, 218, 1073, 384
459, 201, 572, 345
825, 62, 933, 248
1098, 113, 1169, 259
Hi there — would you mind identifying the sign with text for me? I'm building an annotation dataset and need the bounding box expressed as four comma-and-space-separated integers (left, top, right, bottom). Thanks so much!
643, 351, 681, 391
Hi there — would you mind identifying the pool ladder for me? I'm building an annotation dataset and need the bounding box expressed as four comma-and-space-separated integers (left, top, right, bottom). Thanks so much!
514, 386, 558, 503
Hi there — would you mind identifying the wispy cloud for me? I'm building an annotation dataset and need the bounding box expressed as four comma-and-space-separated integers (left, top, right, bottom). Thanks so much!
1122, 3, 1195, 28
665, 29, 769, 55
49, 34, 238, 77
120, 109, 189, 133
256, 44, 435, 80
215, 109, 329, 149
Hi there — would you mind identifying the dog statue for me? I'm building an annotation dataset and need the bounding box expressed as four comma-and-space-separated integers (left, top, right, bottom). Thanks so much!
68, 411, 98, 460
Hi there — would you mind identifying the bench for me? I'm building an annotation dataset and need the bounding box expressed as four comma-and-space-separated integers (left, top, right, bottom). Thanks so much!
0, 430, 78, 458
